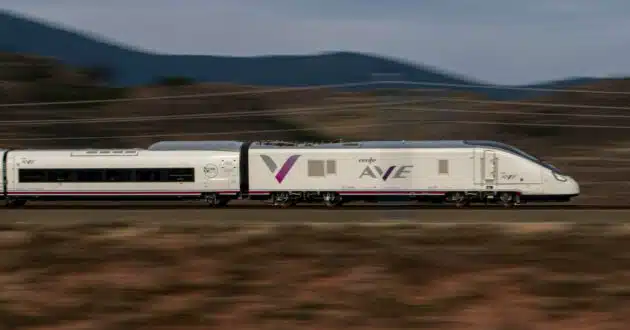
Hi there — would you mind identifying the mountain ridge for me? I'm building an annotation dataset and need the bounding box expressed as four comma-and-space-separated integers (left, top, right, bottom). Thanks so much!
0, 9, 615, 99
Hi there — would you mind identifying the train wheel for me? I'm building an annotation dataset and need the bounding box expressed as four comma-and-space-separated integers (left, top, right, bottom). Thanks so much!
323, 192, 343, 208
451, 192, 469, 208
499, 192, 517, 208
272, 192, 294, 208
205, 194, 229, 208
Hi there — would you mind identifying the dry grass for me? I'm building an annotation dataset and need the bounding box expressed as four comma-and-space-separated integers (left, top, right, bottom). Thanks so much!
0, 222, 628, 329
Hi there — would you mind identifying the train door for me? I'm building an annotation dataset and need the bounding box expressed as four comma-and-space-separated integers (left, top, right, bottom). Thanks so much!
220, 156, 239, 190
474, 149, 497, 188
202, 157, 238, 191
0, 151, 5, 199
5, 153, 17, 194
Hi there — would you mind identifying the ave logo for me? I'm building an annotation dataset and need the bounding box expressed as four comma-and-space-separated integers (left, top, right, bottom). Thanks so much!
359, 165, 413, 181
260, 154, 301, 183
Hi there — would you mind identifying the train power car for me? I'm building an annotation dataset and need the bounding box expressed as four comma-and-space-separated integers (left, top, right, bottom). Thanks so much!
244, 140, 580, 207
0, 139, 580, 208
1, 146, 242, 207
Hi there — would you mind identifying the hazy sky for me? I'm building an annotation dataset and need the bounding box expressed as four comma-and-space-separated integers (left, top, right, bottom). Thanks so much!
2, 0, 630, 84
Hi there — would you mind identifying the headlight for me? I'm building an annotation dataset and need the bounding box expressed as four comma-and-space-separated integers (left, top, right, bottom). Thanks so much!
552, 172, 568, 182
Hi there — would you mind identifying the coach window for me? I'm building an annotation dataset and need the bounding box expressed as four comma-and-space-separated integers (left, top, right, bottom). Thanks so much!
49, 169, 75, 182
135, 169, 161, 182
307, 160, 325, 177
18, 169, 47, 182
104, 169, 133, 182
166, 168, 195, 182
326, 160, 337, 175
438, 159, 449, 175
77, 169, 105, 182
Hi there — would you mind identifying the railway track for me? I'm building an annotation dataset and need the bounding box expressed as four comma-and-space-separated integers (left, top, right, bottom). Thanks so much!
0, 202, 629, 226
2, 202, 629, 210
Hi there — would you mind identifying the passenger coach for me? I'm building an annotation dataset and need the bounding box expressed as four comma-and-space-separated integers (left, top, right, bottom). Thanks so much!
1, 146, 241, 207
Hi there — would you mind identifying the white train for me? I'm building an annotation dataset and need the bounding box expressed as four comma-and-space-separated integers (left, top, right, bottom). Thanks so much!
0, 140, 580, 208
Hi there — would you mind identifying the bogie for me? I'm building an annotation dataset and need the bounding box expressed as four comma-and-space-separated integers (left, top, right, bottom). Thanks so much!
270, 192, 298, 208
322, 192, 343, 208
204, 193, 231, 208
498, 192, 521, 208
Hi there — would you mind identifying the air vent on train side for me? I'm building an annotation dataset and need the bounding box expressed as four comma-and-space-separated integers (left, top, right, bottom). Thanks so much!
70, 150, 140, 157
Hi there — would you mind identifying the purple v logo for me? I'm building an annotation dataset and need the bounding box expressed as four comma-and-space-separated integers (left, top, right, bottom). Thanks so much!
376, 166, 396, 181
260, 154, 301, 183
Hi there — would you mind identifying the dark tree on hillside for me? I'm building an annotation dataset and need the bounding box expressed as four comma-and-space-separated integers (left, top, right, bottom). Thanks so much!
80, 65, 115, 85
155, 76, 195, 87
16, 61, 56, 81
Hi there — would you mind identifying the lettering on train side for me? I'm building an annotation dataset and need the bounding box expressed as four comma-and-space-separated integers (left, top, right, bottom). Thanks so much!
358, 157, 377, 164
359, 165, 413, 181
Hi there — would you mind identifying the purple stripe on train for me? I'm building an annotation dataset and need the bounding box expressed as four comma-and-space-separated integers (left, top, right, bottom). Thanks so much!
260, 154, 301, 183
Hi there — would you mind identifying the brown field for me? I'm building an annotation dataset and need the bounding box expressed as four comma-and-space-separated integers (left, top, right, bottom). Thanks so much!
0, 222, 629, 329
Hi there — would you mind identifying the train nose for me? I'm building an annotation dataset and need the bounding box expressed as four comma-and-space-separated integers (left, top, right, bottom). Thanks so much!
568, 176, 580, 196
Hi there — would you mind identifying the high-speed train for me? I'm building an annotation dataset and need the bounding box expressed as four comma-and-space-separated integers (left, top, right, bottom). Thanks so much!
0, 140, 580, 208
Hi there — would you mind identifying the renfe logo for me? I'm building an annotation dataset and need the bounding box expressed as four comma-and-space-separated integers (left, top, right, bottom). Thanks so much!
360, 165, 413, 181
260, 154, 301, 183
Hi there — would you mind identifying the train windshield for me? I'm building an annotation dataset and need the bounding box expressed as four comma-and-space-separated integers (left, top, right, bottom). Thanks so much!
465, 140, 564, 174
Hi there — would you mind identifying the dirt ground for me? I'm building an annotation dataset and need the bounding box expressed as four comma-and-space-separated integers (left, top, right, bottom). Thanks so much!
1, 222, 629, 330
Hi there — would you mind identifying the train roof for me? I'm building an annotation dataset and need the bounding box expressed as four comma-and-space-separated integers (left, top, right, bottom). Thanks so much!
4, 140, 527, 154
147, 140, 478, 150
148, 140, 243, 152
250, 140, 476, 149
147, 139, 525, 151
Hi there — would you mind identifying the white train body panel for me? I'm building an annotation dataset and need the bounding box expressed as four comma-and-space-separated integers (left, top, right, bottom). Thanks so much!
5, 149, 241, 197
247, 147, 475, 195
0, 149, 6, 199
247, 140, 579, 200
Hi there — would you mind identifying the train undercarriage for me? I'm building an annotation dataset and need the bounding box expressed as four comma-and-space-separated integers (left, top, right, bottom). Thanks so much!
2, 190, 576, 209
256, 190, 527, 208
